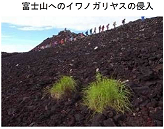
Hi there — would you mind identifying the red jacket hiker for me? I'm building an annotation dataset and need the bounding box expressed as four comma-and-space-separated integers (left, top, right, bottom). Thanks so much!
61, 39, 64, 44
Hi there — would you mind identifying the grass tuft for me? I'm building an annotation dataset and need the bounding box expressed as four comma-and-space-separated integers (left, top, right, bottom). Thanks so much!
82, 72, 131, 114
50, 76, 76, 99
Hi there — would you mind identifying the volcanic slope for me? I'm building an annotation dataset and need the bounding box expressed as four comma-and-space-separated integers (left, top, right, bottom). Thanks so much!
2, 17, 163, 126
31, 30, 78, 51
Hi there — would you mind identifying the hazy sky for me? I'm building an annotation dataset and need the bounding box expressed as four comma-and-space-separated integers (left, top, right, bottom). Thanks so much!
1, 16, 150, 53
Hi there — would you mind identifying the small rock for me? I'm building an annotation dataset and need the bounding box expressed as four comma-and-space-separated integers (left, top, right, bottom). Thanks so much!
113, 114, 126, 122
121, 47, 125, 50
85, 53, 90, 55
154, 120, 163, 126
140, 25, 144, 29
151, 109, 163, 121
50, 115, 58, 120
140, 100, 150, 107
153, 64, 163, 72
22, 97, 30, 101
91, 114, 106, 126
140, 28, 145, 31
141, 107, 148, 116
29, 122, 36, 126
141, 68, 155, 81
122, 80, 129, 83
133, 97, 144, 107
75, 113, 84, 122
149, 91, 157, 99
65, 100, 73, 106
96, 68, 99, 72
146, 99, 157, 108
39, 112, 52, 121
26, 106, 35, 111
103, 110, 114, 118
7, 108, 16, 115
45, 105, 48, 110
51, 106, 57, 112
159, 58, 163, 64
103, 118, 115, 126
126, 82, 139, 88
133, 86, 149, 96
69, 69, 72, 73
66, 115, 75, 126
149, 56, 157, 61
69, 64, 73, 66
145, 81, 156, 87
94, 46, 98, 50
136, 107, 140, 112
158, 100, 163, 107
109, 111, 114, 118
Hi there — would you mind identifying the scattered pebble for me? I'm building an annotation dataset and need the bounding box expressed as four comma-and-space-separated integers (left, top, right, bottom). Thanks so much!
94, 46, 98, 50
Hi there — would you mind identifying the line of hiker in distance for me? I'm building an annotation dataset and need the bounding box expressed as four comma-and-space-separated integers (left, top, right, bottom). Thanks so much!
34, 16, 145, 51
85, 16, 145, 36
85, 19, 123, 36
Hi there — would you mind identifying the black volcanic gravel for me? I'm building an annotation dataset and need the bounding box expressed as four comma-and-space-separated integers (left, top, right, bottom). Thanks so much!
2, 17, 163, 126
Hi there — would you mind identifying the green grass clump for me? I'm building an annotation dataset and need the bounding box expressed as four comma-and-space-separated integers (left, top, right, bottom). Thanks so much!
83, 73, 131, 113
50, 76, 76, 99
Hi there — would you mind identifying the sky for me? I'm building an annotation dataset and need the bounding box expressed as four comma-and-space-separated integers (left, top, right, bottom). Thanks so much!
1, 16, 151, 53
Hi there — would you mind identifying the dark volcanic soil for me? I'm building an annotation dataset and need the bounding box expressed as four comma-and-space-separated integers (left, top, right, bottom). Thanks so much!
2, 17, 163, 126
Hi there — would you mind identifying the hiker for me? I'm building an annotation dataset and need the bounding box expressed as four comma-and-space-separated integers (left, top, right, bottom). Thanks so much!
37, 46, 40, 51
90, 28, 92, 35
50, 42, 52, 47
141, 16, 145, 22
41, 46, 45, 49
106, 24, 109, 30
76, 34, 81, 40
122, 19, 125, 25
113, 21, 116, 28
34, 47, 38, 51
85, 31, 88, 36
64, 38, 67, 43
102, 25, 105, 32
81, 33, 85, 38
61, 39, 64, 44
94, 27, 96, 34
74, 37, 77, 41
47, 44, 51, 48
70, 37, 73, 41
53, 41, 57, 46
45, 45, 48, 48
99, 25, 101, 33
